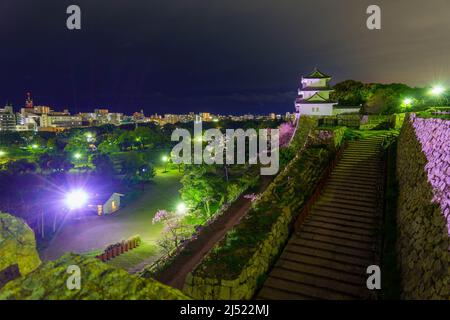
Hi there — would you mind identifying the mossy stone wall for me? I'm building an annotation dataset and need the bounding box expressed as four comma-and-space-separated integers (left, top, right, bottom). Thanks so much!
396, 120, 449, 299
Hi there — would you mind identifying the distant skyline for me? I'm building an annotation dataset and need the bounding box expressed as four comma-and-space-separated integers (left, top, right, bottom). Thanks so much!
1, 0, 450, 114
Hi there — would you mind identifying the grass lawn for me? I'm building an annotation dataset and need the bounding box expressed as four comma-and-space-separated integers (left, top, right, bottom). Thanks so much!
41, 166, 183, 272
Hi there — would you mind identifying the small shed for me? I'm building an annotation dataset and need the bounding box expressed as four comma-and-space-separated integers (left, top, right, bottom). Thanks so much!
88, 193, 124, 215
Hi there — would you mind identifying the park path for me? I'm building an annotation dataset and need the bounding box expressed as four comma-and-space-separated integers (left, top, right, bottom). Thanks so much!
41, 169, 181, 261
155, 176, 273, 289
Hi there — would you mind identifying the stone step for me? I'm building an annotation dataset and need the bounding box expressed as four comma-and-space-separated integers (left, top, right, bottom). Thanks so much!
281, 250, 367, 275
285, 238, 374, 265
318, 194, 377, 209
304, 220, 375, 237
339, 160, 381, 166
328, 175, 380, 185
326, 181, 378, 193
315, 198, 378, 214
336, 162, 381, 170
333, 166, 381, 175
275, 260, 365, 286
299, 225, 374, 245
330, 172, 380, 182
290, 237, 375, 260
321, 189, 377, 201
269, 268, 366, 298
339, 157, 382, 165
306, 214, 376, 232
263, 276, 356, 300
312, 205, 380, 220
297, 230, 376, 252
309, 210, 378, 225
257, 285, 314, 300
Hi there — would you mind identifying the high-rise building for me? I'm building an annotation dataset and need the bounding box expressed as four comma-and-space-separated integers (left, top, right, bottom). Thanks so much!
0, 104, 16, 131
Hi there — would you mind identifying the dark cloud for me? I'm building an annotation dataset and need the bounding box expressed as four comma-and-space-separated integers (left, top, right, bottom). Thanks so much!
1, 0, 450, 114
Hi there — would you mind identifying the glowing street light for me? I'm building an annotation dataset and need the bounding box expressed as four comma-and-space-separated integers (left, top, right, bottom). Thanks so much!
65, 189, 89, 210
162, 155, 169, 172
430, 85, 445, 96
73, 153, 82, 160
0, 150, 6, 157
402, 98, 413, 108
31, 144, 39, 149
176, 202, 187, 215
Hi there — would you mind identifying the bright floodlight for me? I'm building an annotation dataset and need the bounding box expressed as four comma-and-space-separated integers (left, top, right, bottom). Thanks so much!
403, 98, 413, 106
0, 150, 5, 157
73, 153, 82, 159
65, 190, 89, 209
176, 202, 187, 214
162, 155, 169, 162
431, 85, 445, 96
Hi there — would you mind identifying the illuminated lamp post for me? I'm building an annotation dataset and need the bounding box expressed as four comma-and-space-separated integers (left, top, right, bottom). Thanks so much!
430, 85, 447, 106
162, 155, 169, 173
176, 202, 187, 215
65, 189, 89, 210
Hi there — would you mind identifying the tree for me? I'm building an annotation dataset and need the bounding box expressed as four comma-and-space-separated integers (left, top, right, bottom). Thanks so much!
119, 153, 155, 184
97, 135, 120, 154
364, 87, 403, 114
38, 153, 73, 172
137, 163, 155, 182
179, 165, 227, 220
92, 154, 116, 176
152, 210, 191, 255
331, 80, 366, 106
6, 159, 38, 174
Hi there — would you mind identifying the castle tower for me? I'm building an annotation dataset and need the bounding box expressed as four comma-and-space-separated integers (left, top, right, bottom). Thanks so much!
294, 68, 335, 116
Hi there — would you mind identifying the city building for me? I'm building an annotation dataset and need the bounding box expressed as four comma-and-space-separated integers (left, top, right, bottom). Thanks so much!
0, 105, 16, 131
40, 113, 82, 130
201, 112, 212, 122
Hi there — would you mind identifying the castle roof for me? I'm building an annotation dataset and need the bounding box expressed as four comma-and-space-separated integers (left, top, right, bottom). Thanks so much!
303, 68, 331, 79
295, 92, 334, 104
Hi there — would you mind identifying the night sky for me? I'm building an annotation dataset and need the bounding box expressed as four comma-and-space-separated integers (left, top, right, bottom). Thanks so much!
1, 0, 450, 115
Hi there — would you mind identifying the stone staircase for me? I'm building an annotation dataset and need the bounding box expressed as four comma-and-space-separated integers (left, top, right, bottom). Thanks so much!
257, 135, 386, 300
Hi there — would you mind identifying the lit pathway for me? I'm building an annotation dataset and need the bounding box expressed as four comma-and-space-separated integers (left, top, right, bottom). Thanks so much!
154, 176, 273, 290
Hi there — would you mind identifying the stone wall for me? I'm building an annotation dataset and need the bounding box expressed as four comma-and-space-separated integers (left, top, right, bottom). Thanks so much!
0, 253, 190, 300
396, 117, 449, 299
0, 212, 41, 289
183, 146, 331, 300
